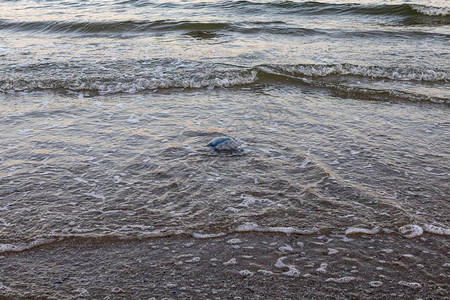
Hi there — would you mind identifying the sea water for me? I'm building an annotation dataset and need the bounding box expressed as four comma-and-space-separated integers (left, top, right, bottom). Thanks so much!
0, 0, 449, 298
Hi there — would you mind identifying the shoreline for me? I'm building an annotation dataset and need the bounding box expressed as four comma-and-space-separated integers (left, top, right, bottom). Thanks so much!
1, 233, 448, 299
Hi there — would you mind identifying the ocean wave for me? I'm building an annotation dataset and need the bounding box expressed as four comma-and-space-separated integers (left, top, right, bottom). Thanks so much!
411, 4, 450, 17
0, 19, 232, 34
13, 0, 448, 18
1, 19, 448, 38
219, 1, 450, 17
1, 60, 448, 104
264, 63, 449, 82
0, 60, 258, 94
0, 18, 326, 37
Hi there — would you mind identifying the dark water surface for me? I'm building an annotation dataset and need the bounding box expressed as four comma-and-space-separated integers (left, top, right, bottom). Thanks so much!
0, 0, 449, 298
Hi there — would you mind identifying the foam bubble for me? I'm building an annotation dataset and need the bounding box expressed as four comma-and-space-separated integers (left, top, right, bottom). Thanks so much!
279, 244, 294, 253
0, 238, 54, 254
274, 256, 300, 277
398, 281, 422, 289
275, 256, 288, 269
239, 270, 254, 276
316, 262, 328, 274
185, 257, 200, 263
423, 224, 450, 236
369, 281, 383, 288
238, 196, 274, 207
192, 232, 226, 239
227, 238, 242, 245
283, 267, 301, 277
223, 258, 237, 266
225, 207, 240, 213
345, 226, 380, 235
258, 270, 274, 275
326, 277, 357, 283
234, 222, 317, 235
398, 225, 423, 238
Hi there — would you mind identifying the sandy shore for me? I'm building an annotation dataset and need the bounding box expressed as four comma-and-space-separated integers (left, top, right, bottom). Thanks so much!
1, 233, 449, 299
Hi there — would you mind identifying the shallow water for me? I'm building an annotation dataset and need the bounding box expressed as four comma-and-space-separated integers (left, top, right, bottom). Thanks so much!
0, 0, 449, 298
0, 88, 449, 247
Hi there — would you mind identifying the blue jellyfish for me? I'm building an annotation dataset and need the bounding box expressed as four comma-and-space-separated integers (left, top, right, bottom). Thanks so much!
207, 137, 241, 153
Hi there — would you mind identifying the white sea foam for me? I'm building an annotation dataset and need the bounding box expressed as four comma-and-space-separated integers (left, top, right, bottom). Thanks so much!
223, 258, 237, 266
411, 5, 449, 16
279, 64, 449, 82
227, 238, 242, 244
423, 224, 450, 236
381, 248, 393, 254
239, 270, 254, 276
225, 207, 240, 213
258, 269, 274, 275
274, 257, 300, 277
279, 244, 294, 253
282, 267, 301, 277
238, 196, 274, 207
316, 262, 328, 274
368, 281, 383, 288
326, 276, 357, 283
234, 222, 317, 235
345, 226, 380, 235
398, 224, 423, 238
398, 281, 422, 289
0, 238, 54, 254
191, 232, 226, 239
185, 257, 200, 263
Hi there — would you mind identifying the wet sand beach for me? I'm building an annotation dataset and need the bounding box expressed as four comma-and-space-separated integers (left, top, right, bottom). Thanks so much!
1, 233, 449, 299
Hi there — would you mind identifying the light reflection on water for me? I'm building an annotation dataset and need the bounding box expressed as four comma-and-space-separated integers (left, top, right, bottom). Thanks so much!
0, 0, 449, 259
0, 88, 448, 245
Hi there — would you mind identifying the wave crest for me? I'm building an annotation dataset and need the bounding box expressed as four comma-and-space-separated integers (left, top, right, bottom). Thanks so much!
411, 5, 450, 16
264, 63, 449, 82
1, 60, 448, 105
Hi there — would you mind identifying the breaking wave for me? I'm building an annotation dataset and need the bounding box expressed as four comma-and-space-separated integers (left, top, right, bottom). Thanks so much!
215, 1, 450, 17
1, 60, 448, 104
